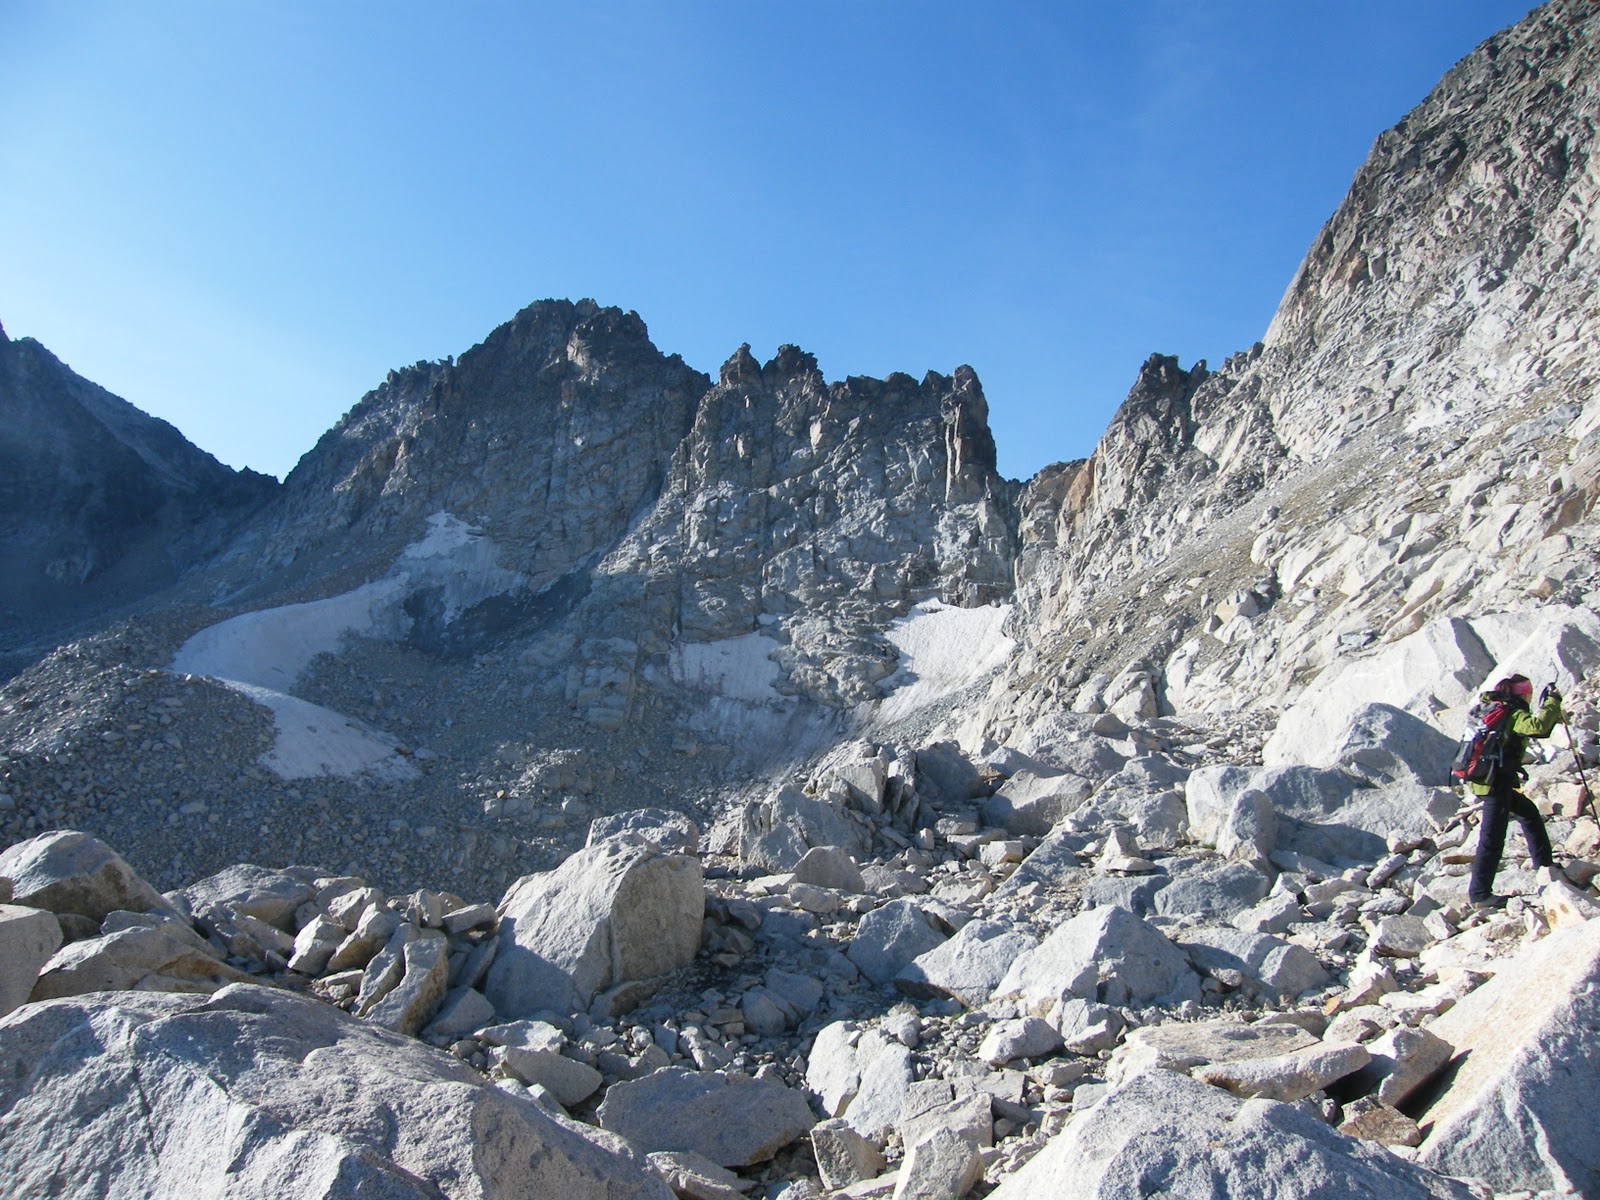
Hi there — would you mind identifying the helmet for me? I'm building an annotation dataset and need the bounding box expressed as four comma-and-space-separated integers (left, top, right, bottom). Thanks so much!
1495, 674, 1534, 701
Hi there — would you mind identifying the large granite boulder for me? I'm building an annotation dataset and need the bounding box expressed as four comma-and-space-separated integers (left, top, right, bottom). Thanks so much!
739, 784, 871, 872
0, 904, 62, 1016
846, 899, 950, 986
986, 1070, 1474, 1199
995, 905, 1199, 1011
0, 830, 179, 924
597, 1067, 815, 1167
1263, 609, 1600, 772
0, 984, 671, 1198
29, 924, 251, 1001
485, 836, 703, 1019
894, 918, 1039, 1007
1416, 916, 1600, 1196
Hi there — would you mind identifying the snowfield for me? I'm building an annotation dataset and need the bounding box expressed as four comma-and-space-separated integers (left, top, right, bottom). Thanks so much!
169, 513, 519, 781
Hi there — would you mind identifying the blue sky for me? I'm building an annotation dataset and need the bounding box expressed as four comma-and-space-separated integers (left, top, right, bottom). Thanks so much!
1, 2, 1538, 482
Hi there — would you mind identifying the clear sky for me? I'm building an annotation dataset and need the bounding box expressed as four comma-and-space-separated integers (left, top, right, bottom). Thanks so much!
0, 2, 1539, 483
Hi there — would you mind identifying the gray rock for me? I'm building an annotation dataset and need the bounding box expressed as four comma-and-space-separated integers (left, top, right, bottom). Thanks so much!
0, 830, 179, 924
741, 784, 870, 872
495, 1046, 605, 1107
587, 808, 700, 855
847, 899, 949, 986
485, 837, 703, 1019
894, 1127, 981, 1200
741, 986, 792, 1036
998, 904, 1199, 1011
914, 742, 987, 806
1215, 788, 1278, 862
1193, 1041, 1371, 1102
808, 1021, 868, 1117
647, 1151, 747, 1200
893, 918, 1038, 1007
764, 967, 824, 1018
1417, 915, 1600, 1195
980, 768, 1093, 836
1177, 926, 1330, 999
441, 903, 498, 935
993, 827, 1092, 895
979, 1016, 1062, 1065
1052, 998, 1125, 1055
178, 862, 317, 934
1232, 890, 1303, 935
29, 925, 249, 1001
811, 1119, 887, 1190
1317, 702, 1458, 787
1348, 1026, 1453, 1109
792, 846, 866, 893
424, 985, 497, 1040
0, 904, 62, 1017
1153, 859, 1271, 921
364, 929, 451, 1035
287, 914, 344, 975
1108, 1019, 1319, 1085
897, 1085, 992, 1152
847, 1034, 915, 1140
1339, 1097, 1423, 1148
598, 1067, 816, 1168
0, 983, 671, 1198
985, 1070, 1474, 1199
1369, 914, 1432, 958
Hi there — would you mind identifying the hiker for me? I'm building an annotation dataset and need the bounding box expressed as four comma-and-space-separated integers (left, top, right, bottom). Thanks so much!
1467, 673, 1562, 908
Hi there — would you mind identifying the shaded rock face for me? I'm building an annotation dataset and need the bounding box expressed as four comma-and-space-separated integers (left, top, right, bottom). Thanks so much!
0, 333, 275, 643
222, 299, 712, 613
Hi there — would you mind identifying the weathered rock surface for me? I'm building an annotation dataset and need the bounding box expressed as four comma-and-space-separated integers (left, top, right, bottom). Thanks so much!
597, 1067, 815, 1167
0, 903, 61, 1016
1416, 916, 1600, 1196
987, 1071, 1474, 1200
486, 837, 703, 1018
0, 830, 179, 923
0, 984, 670, 1198
997, 905, 1200, 1011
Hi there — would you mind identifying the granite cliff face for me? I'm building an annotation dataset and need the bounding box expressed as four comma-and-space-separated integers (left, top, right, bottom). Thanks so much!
979, 0, 1600, 741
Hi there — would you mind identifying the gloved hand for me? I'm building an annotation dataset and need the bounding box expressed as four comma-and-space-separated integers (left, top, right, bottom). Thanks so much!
1541, 683, 1563, 705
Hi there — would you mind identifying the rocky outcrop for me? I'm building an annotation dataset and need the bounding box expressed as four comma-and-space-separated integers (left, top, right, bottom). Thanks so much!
485, 835, 704, 1019
978, 0, 1600, 744
986, 1070, 1474, 1200
0, 984, 671, 1199
1416, 915, 1600, 1195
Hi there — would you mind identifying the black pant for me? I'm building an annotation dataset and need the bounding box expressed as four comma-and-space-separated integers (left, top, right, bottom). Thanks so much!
1468, 781, 1553, 900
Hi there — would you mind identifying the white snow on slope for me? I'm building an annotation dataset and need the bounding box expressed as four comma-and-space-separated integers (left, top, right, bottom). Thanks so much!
669, 632, 784, 703
876, 600, 1014, 725
170, 513, 522, 782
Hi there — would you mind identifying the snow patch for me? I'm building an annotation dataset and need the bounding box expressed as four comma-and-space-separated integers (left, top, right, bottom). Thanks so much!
670, 632, 784, 703
169, 511, 522, 782
877, 600, 1014, 724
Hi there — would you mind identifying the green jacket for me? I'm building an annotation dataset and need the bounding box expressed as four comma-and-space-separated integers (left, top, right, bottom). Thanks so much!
1468, 693, 1564, 795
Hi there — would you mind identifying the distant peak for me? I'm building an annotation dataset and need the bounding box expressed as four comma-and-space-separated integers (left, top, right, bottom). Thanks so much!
719, 343, 762, 386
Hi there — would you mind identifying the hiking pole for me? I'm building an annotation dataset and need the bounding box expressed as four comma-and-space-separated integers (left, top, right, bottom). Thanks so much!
1554, 686, 1599, 824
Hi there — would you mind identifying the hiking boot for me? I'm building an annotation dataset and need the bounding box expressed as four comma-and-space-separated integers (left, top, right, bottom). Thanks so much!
1469, 894, 1508, 911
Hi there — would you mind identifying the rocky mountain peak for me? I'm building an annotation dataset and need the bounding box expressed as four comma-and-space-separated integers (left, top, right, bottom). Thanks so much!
0, 329, 276, 652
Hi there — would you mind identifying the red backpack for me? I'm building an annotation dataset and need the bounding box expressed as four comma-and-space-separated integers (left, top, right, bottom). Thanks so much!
1451, 699, 1512, 784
